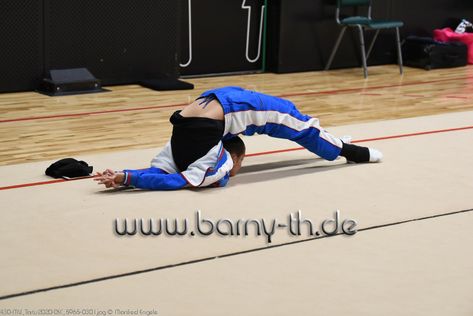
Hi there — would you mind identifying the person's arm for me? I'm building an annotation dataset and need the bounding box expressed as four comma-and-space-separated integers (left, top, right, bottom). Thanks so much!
207, 173, 230, 188
95, 142, 232, 190
95, 167, 188, 190
123, 158, 233, 190
123, 167, 188, 190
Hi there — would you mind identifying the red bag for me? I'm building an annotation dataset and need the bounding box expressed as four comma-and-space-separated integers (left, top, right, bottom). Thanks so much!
433, 27, 473, 64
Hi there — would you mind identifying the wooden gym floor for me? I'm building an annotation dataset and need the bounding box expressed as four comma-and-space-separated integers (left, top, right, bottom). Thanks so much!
1, 65, 473, 166
0, 65, 472, 315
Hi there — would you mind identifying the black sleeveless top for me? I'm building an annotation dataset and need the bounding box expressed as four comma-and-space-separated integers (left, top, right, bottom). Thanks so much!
170, 110, 225, 172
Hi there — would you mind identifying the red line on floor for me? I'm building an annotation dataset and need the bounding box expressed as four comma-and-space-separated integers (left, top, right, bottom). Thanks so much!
246, 125, 473, 157
351, 125, 473, 142
0, 103, 188, 123
444, 96, 469, 99
1, 75, 471, 124
0, 179, 73, 190
245, 147, 304, 157
403, 94, 426, 98
1, 124, 472, 191
0, 175, 98, 191
277, 76, 471, 98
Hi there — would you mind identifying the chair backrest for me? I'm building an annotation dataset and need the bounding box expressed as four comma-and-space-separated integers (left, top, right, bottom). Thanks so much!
338, 0, 371, 7
335, 0, 372, 23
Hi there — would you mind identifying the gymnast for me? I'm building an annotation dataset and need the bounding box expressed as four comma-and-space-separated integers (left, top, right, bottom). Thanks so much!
95, 86, 382, 189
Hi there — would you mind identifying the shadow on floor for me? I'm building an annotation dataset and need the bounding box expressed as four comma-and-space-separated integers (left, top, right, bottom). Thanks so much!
230, 157, 352, 186
94, 157, 355, 194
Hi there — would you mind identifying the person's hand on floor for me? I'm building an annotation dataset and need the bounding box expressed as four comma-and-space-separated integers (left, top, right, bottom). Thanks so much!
94, 170, 124, 188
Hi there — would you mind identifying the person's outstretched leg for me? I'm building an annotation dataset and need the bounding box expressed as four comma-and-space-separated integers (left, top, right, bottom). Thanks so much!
339, 141, 383, 163
254, 92, 382, 163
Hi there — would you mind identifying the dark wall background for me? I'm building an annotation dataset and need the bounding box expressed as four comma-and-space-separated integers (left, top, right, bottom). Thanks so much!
44, 0, 181, 85
0, 0, 44, 92
267, 0, 473, 73
0, 0, 472, 92
179, 0, 265, 75
0, 0, 181, 92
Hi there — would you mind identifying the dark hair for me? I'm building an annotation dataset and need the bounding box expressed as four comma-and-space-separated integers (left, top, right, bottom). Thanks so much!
223, 136, 246, 157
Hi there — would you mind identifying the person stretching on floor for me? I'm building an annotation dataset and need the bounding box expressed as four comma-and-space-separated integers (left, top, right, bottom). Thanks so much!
95, 86, 382, 190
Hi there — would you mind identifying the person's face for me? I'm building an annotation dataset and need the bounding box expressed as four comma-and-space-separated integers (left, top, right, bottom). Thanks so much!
229, 153, 245, 177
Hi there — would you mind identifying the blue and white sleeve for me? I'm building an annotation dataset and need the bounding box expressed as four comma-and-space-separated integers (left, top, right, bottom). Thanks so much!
180, 143, 234, 188
122, 167, 188, 190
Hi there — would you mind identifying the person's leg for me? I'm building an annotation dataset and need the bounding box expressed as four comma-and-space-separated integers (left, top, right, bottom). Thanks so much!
339, 142, 383, 163
253, 92, 381, 162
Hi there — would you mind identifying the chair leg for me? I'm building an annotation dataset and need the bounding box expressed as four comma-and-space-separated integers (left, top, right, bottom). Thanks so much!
395, 27, 403, 75
366, 29, 380, 60
325, 26, 347, 71
356, 25, 368, 78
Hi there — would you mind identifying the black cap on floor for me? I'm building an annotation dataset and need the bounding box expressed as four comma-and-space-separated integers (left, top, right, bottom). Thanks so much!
45, 158, 93, 179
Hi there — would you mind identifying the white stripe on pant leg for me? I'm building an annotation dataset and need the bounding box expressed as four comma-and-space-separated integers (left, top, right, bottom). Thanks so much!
226, 110, 313, 135
318, 128, 342, 148
225, 110, 342, 148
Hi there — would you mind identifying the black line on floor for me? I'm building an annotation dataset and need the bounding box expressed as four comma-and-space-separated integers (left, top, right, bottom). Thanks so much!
1, 207, 472, 301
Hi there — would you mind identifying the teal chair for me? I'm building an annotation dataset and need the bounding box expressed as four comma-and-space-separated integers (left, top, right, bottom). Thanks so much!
324, 0, 403, 78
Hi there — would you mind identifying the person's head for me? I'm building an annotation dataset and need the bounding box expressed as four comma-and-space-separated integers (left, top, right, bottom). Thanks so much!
223, 136, 246, 177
